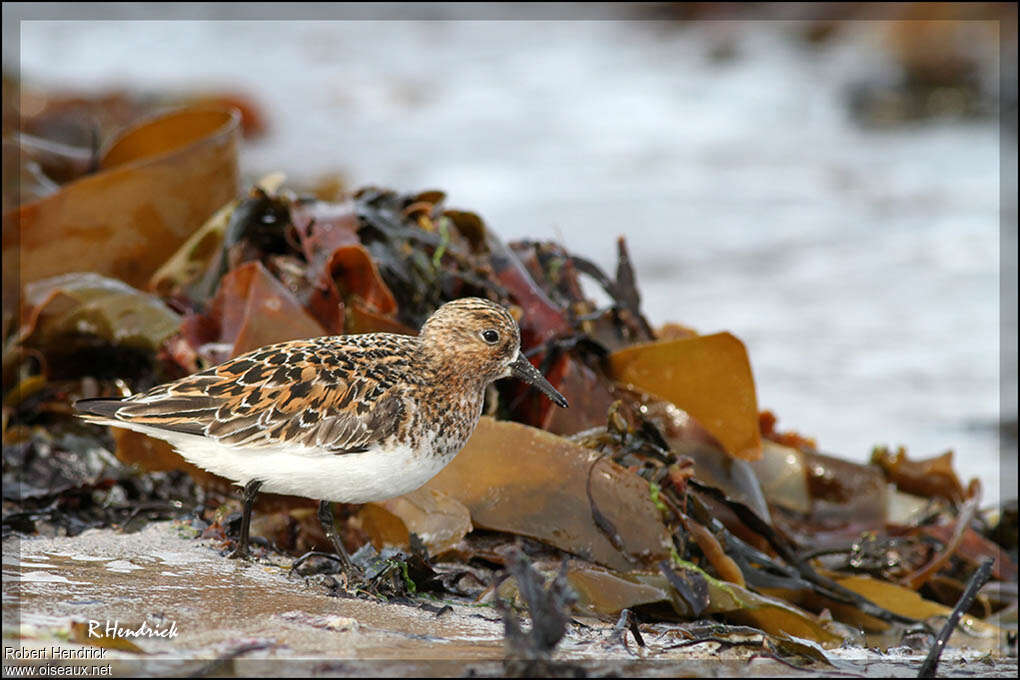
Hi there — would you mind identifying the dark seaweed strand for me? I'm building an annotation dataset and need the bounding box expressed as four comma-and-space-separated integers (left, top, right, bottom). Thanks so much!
689, 480, 917, 626
916, 558, 995, 679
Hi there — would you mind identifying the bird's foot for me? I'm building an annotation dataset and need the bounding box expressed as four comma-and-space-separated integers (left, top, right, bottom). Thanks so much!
227, 545, 251, 560
226, 535, 269, 560
290, 550, 365, 588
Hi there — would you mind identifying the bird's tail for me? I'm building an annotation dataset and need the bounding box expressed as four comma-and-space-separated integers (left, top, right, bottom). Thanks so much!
74, 397, 125, 425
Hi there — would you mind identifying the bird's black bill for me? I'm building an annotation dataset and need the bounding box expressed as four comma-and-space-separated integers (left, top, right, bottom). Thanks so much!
510, 354, 569, 408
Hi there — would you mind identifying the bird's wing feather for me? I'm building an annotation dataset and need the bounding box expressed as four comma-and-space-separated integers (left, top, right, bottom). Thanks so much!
76, 336, 414, 454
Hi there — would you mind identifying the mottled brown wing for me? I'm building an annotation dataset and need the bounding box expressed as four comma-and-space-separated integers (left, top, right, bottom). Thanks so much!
80, 337, 412, 454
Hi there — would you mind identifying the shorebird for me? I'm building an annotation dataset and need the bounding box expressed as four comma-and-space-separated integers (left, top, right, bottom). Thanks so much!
77, 297, 568, 575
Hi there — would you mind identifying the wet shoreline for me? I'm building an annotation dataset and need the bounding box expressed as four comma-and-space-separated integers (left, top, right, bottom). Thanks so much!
3, 522, 1015, 677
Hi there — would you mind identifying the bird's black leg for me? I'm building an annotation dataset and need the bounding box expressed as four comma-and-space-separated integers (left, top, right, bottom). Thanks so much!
228, 479, 263, 560
317, 500, 359, 577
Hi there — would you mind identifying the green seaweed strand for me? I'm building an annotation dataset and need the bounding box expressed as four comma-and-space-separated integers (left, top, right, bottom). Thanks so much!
648, 480, 668, 513
432, 217, 451, 268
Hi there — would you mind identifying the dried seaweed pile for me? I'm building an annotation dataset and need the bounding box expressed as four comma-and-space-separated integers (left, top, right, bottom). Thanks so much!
3, 98, 1016, 665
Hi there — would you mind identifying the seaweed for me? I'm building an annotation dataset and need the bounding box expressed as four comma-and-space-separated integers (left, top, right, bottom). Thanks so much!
4, 91, 1014, 658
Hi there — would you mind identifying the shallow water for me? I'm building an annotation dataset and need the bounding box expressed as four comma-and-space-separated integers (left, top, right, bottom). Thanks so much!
14, 13, 1014, 504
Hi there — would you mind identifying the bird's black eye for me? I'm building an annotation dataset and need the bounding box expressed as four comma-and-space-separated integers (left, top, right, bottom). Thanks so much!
481, 329, 500, 344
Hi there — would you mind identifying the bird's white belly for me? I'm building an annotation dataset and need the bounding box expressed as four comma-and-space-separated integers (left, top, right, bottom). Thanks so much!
129, 425, 454, 503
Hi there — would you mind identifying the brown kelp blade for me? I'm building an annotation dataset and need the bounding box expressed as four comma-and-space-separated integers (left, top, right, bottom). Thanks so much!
609, 333, 762, 461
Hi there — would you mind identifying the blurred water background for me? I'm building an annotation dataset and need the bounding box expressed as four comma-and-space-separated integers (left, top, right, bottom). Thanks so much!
12, 5, 1016, 505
